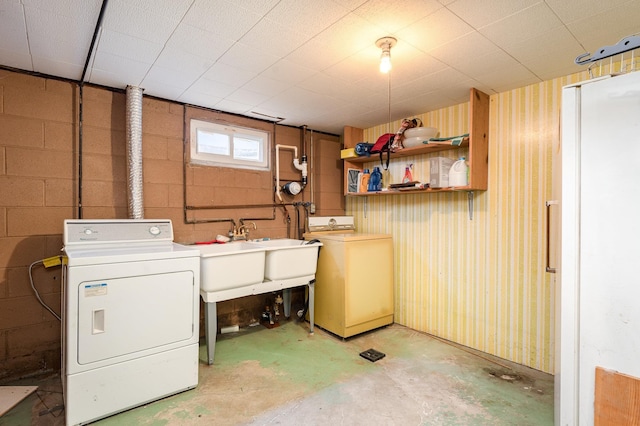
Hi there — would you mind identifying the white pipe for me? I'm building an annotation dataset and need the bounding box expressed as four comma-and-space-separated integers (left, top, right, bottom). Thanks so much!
309, 130, 314, 206
275, 144, 299, 202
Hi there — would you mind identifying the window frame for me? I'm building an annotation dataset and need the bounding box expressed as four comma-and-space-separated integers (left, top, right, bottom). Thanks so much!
189, 119, 270, 170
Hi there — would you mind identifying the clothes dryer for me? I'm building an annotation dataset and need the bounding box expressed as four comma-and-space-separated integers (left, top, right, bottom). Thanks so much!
62, 219, 200, 425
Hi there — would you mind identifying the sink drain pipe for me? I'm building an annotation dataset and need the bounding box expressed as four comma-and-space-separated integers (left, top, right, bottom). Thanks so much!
126, 85, 144, 219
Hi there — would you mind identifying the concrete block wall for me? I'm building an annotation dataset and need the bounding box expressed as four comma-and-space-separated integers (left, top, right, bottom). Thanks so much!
0, 69, 342, 380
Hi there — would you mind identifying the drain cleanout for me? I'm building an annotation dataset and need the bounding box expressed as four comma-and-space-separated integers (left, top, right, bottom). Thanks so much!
360, 348, 386, 362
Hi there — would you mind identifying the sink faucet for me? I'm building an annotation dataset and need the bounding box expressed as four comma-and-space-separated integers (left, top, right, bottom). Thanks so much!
233, 221, 257, 241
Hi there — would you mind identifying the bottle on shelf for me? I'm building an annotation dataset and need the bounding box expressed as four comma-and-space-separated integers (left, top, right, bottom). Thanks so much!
402, 164, 414, 183
360, 168, 370, 192
368, 166, 382, 192
449, 156, 469, 186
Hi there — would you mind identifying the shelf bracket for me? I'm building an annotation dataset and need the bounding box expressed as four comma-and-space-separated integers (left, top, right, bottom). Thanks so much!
467, 191, 474, 220
575, 34, 640, 65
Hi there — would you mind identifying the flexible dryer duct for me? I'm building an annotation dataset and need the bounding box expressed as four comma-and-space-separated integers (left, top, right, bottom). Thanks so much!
126, 85, 144, 219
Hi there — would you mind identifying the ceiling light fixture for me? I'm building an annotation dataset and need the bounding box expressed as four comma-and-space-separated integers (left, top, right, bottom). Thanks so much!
376, 36, 397, 74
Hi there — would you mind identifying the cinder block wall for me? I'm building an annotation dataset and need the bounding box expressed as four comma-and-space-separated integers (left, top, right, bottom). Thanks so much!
0, 69, 343, 380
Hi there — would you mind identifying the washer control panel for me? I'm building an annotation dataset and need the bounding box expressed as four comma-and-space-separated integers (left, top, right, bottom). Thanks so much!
64, 219, 174, 246
307, 216, 355, 232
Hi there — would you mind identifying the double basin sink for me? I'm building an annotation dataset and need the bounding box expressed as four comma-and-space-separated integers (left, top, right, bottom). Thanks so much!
197, 238, 322, 293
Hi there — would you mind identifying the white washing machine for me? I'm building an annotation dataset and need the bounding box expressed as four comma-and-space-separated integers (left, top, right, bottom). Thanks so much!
62, 219, 200, 426
305, 216, 394, 338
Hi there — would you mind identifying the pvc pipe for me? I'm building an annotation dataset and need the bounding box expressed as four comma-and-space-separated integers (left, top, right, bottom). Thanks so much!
275, 144, 298, 202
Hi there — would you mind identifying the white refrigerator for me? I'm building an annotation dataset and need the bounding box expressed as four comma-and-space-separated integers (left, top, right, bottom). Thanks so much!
556, 70, 640, 425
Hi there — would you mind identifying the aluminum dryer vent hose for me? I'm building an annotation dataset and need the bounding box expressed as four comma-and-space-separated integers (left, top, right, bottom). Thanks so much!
126, 85, 144, 219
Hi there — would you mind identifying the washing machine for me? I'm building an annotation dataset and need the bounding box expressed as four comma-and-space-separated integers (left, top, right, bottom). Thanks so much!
62, 219, 200, 426
304, 216, 393, 338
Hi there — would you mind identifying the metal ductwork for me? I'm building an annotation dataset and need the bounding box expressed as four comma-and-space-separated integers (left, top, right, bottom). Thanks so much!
126, 85, 144, 219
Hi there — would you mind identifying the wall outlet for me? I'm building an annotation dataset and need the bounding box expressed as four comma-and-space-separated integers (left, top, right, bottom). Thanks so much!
310, 203, 316, 214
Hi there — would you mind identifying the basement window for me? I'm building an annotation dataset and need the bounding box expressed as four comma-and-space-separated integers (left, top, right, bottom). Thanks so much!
190, 119, 269, 170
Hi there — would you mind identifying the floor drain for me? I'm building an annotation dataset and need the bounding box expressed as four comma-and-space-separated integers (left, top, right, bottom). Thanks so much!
360, 348, 385, 362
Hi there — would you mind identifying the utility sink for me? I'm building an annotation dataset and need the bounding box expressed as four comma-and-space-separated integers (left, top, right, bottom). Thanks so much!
247, 238, 322, 281
198, 243, 266, 292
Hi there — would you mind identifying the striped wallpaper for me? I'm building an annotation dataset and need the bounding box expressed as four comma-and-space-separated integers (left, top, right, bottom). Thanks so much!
346, 69, 602, 373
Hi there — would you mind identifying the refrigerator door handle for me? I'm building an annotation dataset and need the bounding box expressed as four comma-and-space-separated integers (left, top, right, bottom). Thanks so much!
545, 200, 558, 273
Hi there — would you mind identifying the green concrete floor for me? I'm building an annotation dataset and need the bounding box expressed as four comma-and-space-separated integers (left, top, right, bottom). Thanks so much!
2, 322, 553, 425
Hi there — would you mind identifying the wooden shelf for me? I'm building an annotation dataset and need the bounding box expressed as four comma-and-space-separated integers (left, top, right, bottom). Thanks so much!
343, 88, 489, 196
343, 138, 468, 164
348, 185, 474, 196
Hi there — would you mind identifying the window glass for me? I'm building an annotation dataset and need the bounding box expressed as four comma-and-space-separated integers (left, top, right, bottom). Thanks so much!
190, 119, 269, 170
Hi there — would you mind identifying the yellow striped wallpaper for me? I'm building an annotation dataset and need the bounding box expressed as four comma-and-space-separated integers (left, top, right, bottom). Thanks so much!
347, 69, 599, 374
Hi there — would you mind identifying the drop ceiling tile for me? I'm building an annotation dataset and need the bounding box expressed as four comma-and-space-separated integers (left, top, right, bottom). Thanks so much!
90, 51, 150, 85
428, 32, 502, 73
23, 5, 95, 47
116, 0, 193, 20
331, 0, 369, 12
450, 49, 523, 79
96, 29, 163, 64
202, 62, 257, 87
392, 66, 469, 100
297, 72, 363, 102
102, 0, 182, 43
257, 87, 340, 118
479, 2, 563, 49
240, 75, 291, 97
183, 0, 262, 39
323, 49, 384, 87
261, 59, 317, 85
224, 88, 271, 105
285, 12, 382, 71
239, 17, 311, 58
142, 65, 195, 91
31, 56, 83, 80
231, 0, 279, 15
353, 0, 442, 33
22, 0, 101, 17
86, 68, 132, 89
218, 43, 280, 74
138, 78, 186, 100
503, 26, 583, 69
0, 48, 32, 71
545, 0, 630, 24
264, 0, 349, 36
187, 77, 237, 98
177, 91, 222, 109
520, 55, 583, 82
214, 98, 253, 114
395, 7, 475, 52
154, 47, 214, 78
567, 1, 640, 55
28, 36, 87, 65
0, 2, 27, 51
445, 0, 541, 29
473, 62, 540, 92
388, 42, 449, 83
164, 24, 235, 63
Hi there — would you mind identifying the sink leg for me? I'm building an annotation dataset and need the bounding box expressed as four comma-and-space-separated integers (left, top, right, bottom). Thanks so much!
283, 289, 291, 318
308, 279, 315, 335
204, 301, 217, 365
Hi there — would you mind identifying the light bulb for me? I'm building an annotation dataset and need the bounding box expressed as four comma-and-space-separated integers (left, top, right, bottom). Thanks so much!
379, 51, 392, 73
